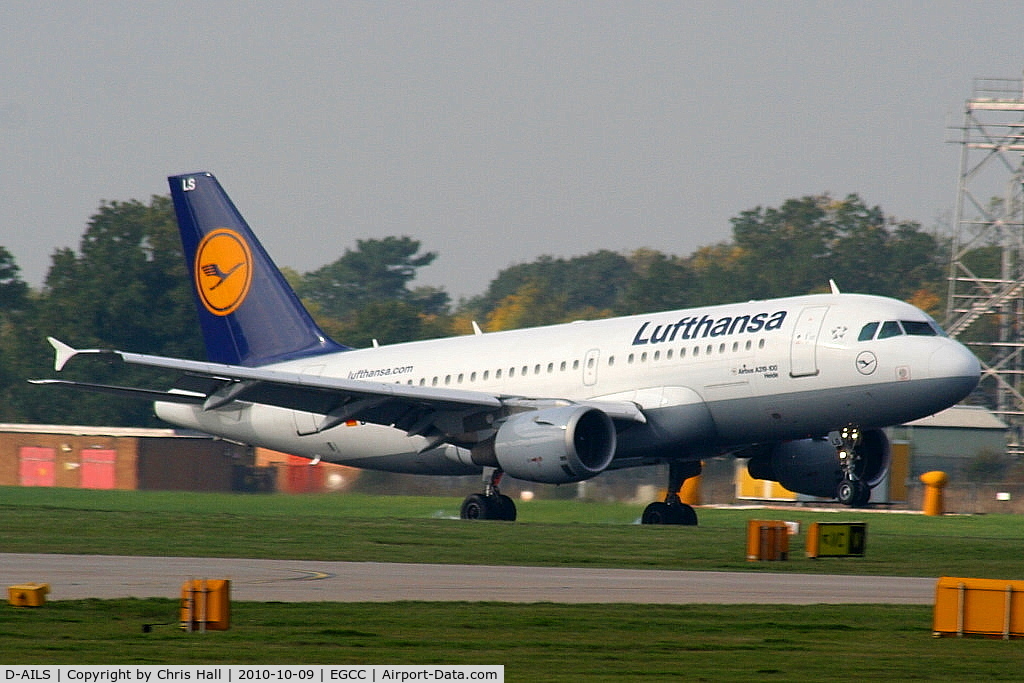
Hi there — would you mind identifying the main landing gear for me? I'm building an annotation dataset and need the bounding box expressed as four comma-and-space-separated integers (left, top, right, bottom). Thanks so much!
832, 425, 871, 507
460, 468, 517, 521
641, 460, 700, 525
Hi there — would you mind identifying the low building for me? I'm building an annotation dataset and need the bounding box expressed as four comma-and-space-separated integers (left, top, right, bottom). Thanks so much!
889, 405, 1009, 479
0, 424, 252, 492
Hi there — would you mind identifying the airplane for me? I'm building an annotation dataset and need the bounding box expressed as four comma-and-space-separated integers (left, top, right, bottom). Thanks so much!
33, 172, 981, 524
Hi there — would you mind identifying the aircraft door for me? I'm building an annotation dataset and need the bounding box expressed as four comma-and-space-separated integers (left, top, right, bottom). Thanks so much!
789, 306, 828, 378
583, 348, 600, 386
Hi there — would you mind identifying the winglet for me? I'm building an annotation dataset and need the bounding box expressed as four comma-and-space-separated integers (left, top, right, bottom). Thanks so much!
48, 337, 79, 372
829, 279, 841, 295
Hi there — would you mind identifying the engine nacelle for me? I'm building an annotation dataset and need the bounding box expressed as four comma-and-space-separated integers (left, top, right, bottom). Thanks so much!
746, 429, 890, 499
493, 406, 616, 484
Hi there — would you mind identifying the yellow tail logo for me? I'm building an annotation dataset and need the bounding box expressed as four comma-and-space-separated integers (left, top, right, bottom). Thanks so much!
195, 228, 253, 316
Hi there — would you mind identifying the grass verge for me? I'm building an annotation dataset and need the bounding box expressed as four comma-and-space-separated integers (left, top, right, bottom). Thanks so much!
3, 600, 1021, 680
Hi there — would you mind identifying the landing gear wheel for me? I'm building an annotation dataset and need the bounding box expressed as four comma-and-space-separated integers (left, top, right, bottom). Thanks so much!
641, 460, 702, 525
460, 493, 491, 520
641, 501, 698, 525
494, 494, 517, 521
459, 493, 517, 521
836, 478, 871, 507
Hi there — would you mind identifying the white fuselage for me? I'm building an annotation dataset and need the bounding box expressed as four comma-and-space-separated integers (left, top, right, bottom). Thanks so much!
156, 292, 979, 475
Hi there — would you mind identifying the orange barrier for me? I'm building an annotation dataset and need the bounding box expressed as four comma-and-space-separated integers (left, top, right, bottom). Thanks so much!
933, 577, 1024, 639
180, 579, 231, 631
746, 520, 788, 561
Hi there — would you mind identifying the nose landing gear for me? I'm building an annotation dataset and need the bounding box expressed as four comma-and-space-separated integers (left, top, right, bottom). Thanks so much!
832, 425, 871, 507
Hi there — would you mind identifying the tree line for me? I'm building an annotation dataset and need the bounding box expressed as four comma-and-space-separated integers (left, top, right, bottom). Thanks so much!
0, 192, 953, 426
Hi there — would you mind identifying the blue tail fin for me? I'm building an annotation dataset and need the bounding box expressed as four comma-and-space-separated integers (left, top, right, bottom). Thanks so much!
169, 172, 348, 366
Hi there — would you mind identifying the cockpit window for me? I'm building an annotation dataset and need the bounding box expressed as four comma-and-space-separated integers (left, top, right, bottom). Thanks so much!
858, 322, 879, 341
902, 320, 938, 336
877, 321, 903, 339
859, 319, 944, 341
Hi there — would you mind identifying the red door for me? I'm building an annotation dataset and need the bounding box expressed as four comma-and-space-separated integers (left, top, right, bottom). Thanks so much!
19, 447, 56, 487
81, 449, 117, 489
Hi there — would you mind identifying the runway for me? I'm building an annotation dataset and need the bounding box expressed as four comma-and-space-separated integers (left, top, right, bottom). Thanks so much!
0, 553, 935, 604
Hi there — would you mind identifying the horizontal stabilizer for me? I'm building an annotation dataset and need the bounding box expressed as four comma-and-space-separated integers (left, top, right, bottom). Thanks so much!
46, 337, 120, 371
28, 379, 205, 404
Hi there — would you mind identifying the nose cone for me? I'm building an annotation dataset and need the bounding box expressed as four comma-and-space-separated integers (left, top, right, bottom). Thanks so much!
929, 342, 981, 397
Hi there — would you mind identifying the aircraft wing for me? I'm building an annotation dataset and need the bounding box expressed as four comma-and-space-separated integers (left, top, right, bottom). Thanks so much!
35, 338, 645, 443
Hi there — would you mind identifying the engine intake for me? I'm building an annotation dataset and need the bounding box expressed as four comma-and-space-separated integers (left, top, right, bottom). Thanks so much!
493, 405, 616, 484
746, 428, 890, 499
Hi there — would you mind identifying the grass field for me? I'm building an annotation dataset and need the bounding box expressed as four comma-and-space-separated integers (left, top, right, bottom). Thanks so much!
2, 487, 1023, 678
1, 487, 1021, 577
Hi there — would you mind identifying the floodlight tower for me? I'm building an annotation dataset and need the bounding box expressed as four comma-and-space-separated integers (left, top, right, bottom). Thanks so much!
945, 73, 1024, 452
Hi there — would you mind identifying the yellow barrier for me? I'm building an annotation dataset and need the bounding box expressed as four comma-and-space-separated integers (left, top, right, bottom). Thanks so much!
746, 520, 788, 561
920, 471, 948, 516
933, 577, 1024, 639
806, 522, 867, 558
180, 579, 231, 631
7, 583, 49, 607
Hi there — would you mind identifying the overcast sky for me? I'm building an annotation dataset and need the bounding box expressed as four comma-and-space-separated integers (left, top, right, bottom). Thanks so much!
2, 2, 1022, 300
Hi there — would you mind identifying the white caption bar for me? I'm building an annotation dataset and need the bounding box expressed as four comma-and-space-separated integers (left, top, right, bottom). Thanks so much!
0, 667, 503, 683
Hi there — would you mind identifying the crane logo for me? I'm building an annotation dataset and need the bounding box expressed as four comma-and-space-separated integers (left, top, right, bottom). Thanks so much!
195, 228, 253, 316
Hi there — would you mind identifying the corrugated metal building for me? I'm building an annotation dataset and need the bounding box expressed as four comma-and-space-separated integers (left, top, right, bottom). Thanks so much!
889, 405, 1008, 478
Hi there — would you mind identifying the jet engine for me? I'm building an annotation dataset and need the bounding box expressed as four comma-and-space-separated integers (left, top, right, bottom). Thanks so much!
492, 405, 616, 484
746, 428, 890, 499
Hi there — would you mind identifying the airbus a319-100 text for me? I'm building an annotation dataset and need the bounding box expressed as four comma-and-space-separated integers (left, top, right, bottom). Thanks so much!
34, 172, 981, 524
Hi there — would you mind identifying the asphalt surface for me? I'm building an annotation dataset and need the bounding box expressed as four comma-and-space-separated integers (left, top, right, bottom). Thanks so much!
0, 553, 936, 604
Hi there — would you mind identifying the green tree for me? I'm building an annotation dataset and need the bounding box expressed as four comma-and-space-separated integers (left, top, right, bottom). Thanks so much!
16, 196, 203, 425
0, 246, 28, 314
298, 237, 446, 320
469, 250, 630, 326
617, 249, 697, 315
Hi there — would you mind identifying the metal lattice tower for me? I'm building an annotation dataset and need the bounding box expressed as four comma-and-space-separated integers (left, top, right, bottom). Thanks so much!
945, 73, 1024, 451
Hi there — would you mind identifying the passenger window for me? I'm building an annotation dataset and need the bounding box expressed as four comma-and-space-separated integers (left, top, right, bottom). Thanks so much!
858, 322, 879, 341
877, 321, 903, 339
